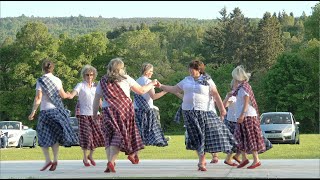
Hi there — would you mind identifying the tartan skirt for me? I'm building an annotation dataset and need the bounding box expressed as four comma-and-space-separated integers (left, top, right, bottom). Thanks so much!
37, 108, 79, 147
234, 116, 267, 154
76, 115, 105, 150
101, 107, 144, 155
183, 110, 237, 155
134, 108, 168, 147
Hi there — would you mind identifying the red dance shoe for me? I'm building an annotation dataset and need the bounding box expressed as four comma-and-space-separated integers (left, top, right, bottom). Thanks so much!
247, 161, 261, 169
87, 156, 96, 166
237, 159, 249, 168
40, 161, 52, 171
49, 161, 58, 171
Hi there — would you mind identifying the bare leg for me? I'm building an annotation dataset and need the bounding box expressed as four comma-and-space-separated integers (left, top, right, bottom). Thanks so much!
41, 147, 51, 164
106, 147, 111, 162
89, 149, 94, 159
225, 153, 233, 163
83, 148, 88, 163
197, 152, 207, 171
241, 151, 248, 162
210, 153, 219, 163
252, 151, 260, 165
51, 143, 59, 163
109, 146, 120, 164
234, 152, 241, 160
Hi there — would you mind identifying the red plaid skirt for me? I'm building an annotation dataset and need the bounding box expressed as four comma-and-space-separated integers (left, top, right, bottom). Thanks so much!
234, 116, 266, 154
76, 115, 105, 150
101, 107, 144, 155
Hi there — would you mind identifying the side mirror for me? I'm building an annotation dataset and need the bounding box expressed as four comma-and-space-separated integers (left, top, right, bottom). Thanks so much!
295, 122, 300, 125
23, 126, 29, 130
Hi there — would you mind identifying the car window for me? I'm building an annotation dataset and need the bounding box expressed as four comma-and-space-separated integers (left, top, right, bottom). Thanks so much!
261, 114, 292, 124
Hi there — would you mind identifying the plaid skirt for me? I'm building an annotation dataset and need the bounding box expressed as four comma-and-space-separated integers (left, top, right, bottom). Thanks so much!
135, 108, 168, 147
101, 107, 144, 155
76, 115, 105, 150
183, 110, 237, 155
234, 116, 267, 154
37, 108, 79, 147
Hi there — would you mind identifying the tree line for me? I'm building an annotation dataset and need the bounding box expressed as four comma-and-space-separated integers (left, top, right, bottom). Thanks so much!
0, 4, 319, 133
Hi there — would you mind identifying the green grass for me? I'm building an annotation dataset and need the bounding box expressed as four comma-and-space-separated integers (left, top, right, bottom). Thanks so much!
1, 134, 319, 161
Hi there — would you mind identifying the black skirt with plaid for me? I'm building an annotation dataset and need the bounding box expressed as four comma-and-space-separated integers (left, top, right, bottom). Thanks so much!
135, 108, 168, 147
37, 108, 79, 147
183, 110, 237, 155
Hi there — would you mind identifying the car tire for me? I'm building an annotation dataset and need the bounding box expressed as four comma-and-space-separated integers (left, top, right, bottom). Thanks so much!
16, 137, 23, 148
296, 138, 300, 145
30, 137, 37, 148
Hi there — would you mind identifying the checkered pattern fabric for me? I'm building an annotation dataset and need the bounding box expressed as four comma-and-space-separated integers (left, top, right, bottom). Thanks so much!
37, 108, 79, 147
196, 74, 211, 86
183, 110, 237, 155
134, 94, 168, 147
233, 81, 260, 120
174, 106, 183, 124
75, 101, 80, 116
76, 115, 105, 150
38, 76, 64, 109
234, 116, 266, 154
36, 76, 78, 147
99, 76, 144, 155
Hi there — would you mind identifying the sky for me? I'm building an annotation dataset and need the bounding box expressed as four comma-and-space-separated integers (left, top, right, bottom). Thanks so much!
0, 1, 318, 19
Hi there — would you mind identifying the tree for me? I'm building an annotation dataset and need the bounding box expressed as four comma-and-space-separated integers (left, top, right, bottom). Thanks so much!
304, 3, 319, 40
112, 29, 164, 78
262, 48, 319, 133
256, 12, 284, 70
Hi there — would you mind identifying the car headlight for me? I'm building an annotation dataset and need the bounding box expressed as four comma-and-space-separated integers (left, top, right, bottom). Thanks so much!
282, 128, 292, 133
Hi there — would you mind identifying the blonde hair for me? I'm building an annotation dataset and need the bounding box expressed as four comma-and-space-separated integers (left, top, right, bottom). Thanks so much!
232, 65, 251, 82
141, 63, 153, 75
81, 64, 97, 79
106, 57, 127, 83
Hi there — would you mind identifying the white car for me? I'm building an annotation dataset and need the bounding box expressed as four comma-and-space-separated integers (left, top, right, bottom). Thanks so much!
0, 121, 38, 148
260, 112, 300, 144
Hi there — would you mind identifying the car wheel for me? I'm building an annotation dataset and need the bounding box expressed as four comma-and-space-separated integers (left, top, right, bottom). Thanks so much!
16, 137, 23, 148
296, 137, 300, 144
30, 137, 37, 148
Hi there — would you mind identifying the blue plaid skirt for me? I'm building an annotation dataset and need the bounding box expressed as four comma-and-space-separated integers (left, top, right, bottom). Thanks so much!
183, 110, 237, 155
135, 108, 168, 147
37, 108, 79, 147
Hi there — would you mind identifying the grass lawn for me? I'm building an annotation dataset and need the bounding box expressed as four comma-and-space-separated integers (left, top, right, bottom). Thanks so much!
0, 134, 319, 161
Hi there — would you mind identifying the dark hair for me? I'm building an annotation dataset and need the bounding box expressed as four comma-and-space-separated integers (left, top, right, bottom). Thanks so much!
189, 60, 205, 74
42, 58, 55, 73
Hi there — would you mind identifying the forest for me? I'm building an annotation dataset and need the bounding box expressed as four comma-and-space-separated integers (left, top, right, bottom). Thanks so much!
0, 4, 319, 133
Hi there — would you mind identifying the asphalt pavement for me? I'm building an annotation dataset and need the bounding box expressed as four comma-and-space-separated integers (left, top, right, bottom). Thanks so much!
0, 159, 319, 179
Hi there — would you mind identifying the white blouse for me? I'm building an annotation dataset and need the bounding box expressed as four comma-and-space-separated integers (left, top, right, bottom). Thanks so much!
177, 75, 216, 111
235, 88, 257, 118
73, 81, 96, 115
226, 96, 237, 122
36, 73, 62, 111
96, 75, 139, 108
134, 76, 154, 109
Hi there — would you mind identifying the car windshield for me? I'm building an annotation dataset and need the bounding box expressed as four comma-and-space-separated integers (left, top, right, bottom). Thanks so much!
0, 122, 20, 130
261, 114, 292, 124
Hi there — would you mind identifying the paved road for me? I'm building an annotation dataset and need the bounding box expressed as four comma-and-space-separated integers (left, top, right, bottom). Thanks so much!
0, 159, 319, 179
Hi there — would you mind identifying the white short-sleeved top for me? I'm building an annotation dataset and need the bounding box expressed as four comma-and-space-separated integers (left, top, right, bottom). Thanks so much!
177, 75, 216, 111
36, 73, 62, 111
235, 88, 257, 118
226, 96, 237, 122
96, 75, 139, 107
73, 81, 96, 115
134, 76, 154, 109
